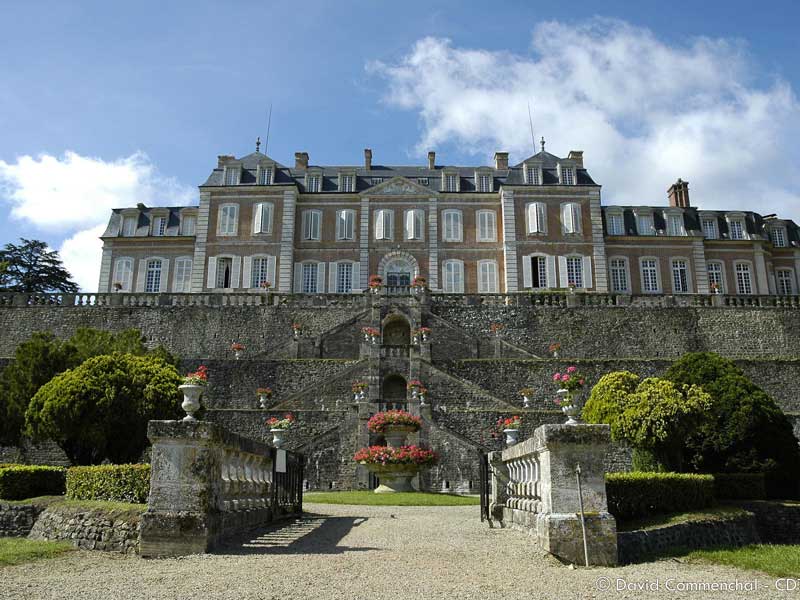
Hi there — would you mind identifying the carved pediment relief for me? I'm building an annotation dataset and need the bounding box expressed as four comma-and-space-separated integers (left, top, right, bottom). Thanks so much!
363, 176, 436, 197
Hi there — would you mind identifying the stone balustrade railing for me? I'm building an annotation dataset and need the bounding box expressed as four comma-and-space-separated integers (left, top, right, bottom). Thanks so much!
505, 452, 541, 512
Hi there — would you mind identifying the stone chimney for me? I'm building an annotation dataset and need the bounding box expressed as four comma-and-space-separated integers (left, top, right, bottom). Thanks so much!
668, 178, 690, 208
364, 148, 372, 170
567, 150, 584, 168
217, 155, 235, 168
428, 151, 436, 170
294, 152, 309, 170
494, 152, 509, 170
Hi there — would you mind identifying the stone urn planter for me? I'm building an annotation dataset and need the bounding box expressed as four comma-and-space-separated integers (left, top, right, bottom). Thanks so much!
178, 384, 203, 422
503, 428, 520, 446
258, 394, 271, 409
364, 464, 418, 493
382, 425, 417, 449
561, 404, 581, 426
270, 428, 286, 448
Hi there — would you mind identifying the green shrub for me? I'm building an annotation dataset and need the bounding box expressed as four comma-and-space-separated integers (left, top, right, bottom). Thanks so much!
66, 464, 150, 504
606, 472, 714, 521
583, 371, 640, 425
713, 473, 766, 500
0, 465, 66, 500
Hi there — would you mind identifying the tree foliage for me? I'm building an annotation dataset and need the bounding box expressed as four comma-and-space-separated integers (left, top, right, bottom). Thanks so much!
582, 371, 640, 426
25, 354, 182, 464
0, 239, 78, 293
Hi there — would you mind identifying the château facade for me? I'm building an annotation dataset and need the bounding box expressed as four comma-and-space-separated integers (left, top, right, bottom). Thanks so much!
98, 145, 800, 298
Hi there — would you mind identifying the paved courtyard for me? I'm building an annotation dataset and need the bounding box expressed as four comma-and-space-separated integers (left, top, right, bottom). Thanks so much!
1, 503, 779, 600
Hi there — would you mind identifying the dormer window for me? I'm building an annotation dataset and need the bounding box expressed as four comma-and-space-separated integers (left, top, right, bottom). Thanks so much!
770, 226, 787, 248
557, 164, 575, 185
524, 164, 541, 185
371, 177, 384, 185
180, 214, 196, 236
727, 216, 746, 240
152, 215, 167, 236
339, 173, 355, 193
120, 215, 137, 237
701, 216, 719, 239
476, 172, 492, 193
442, 172, 459, 192
257, 166, 273, 185
636, 211, 655, 236
666, 212, 685, 236
607, 211, 624, 236
224, 165, 240, 185
306, 173, 322, 193
417, 178, 429, 185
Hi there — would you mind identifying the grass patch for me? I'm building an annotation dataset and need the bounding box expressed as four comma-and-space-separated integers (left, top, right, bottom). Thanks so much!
617, 506, 748, 532
685, 544, 800, 578
0, 538, 73, 567
304, 491, 480, 506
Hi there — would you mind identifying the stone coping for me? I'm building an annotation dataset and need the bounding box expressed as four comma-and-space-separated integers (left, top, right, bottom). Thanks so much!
147, 420, 274, 457
501, 424, 611, 461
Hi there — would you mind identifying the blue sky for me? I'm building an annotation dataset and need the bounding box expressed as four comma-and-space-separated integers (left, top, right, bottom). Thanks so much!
1, 0, 799, 289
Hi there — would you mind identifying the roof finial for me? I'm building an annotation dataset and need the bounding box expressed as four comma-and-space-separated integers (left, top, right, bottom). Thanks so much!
540, 136, 546, 152
256, 137, 261, 153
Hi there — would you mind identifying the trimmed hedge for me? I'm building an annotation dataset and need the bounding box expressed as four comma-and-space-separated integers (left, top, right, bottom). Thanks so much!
606, 472, 714, 521
66, 464, 151, 504
0, 465, 66, 500
713, 473, 767, 500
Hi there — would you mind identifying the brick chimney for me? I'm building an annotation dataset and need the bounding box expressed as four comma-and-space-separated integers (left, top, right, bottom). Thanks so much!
217, 155, 235, 168
567, 150, 584, 168
294, 152, 309, 170
494, 152, 509, 170
668, 178, 690, 208
364, 148, 372, 170
428, 151, 436, 170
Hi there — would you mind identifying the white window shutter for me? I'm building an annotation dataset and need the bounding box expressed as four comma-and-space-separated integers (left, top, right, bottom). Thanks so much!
293, 263, 302, 292
375, 211, 384, 240
522, 255, 533, 288
207, 257, 217, 289
253, 204, 263, 233
582, 256, 593, 289
546, 256, 558, 288
230, 256, 241, 289
526, 205, 535, 233
561, 204, 571, 233
268, 256, 276, 286
537, 203, 547, 233
316, 262, 326, 293
573, 204, 582, 233
558, 256, 569, 288
351, 262, 361, 292
135, 259, 147, 292
456, 262, 464, 293
329, 262, 337, 292
159, 259, 170, 292
242, 256, 253, 289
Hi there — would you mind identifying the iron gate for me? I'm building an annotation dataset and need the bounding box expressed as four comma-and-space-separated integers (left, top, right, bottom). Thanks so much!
479, 451, 491, 523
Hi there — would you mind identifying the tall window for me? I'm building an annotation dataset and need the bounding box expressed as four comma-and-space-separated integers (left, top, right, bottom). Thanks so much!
607, 213, 624, 235
112, 258, 133, 292
224, 167, 239, 185
258, 167, 272, 185
525, 165, 540, 185
404, 209, 424, 241
609, 258, 628, 292
641, 259, 660, 293
702, 218, 718, 239
145, 259, 162, 293
443, 173, 459, 192
336, 262, 353, 293
527, 202, 546, 234
375, 209, 393, 240
771, 228, 787, 248
302, 263, 318, 294
251, 257, 271, 288
561, 203, 581, 234
735, 263, 753, 294
340, 174, 355, 192
671, 259, 689, 293
559, 166, 575, 185
477, 210, 496, 242
335, 209, 355, 240
180, 214, 196, 236
302, 210, 321, 240
477, 174, 492, 193
729, 219, 745, 240
174, 258, 192, 292
152, 216, 167, 236
478, 261, 498, 293
667, 214, 685, 236
777, 269, 794, 295
218, 204, 238, 236
442, 210, 463, 242
306, 174, 321, 192
531, 256, 548, 289
566, 257, 583, 287
707, 262, 724, 294
637, 213, 654, 235
253, 203, 273, 234
443, 260, 464, 293
216, 258, 233, 288
121, 215, 137, 236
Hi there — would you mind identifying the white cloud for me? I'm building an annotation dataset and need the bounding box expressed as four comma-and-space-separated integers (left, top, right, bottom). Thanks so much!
370, 19, 800, 219
0, 151, 196, 291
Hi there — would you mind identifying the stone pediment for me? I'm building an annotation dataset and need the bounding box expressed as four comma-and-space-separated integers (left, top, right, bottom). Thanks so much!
362, 176, 437, 197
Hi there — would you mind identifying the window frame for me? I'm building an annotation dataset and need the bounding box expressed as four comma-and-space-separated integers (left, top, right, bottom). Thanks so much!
173, 256, 193, 293
442, 259, 465, 293
706, 261, 726, 294
336, 261, 354, 294
120, 214, 138, 237
404, 208, 425, 241
606, 211, 625, 236
180, 213, 196, 236
770, 226, 788, 248
257, 165, 273, 185
776, 268, 795, 296
339, 172, 356, 193
561, 202, 582, 235
335, 209, 356, 241
305, 171, 322, 193
665, 212, 686, 237
249, 254, 274, 289
734, 261, 754, 295
726, 215, 747, 240
524, 163, 542, 185
475, 172, 493, 193
476, 210, 497, 242
374, 208, 394, 241
639, 257, 661, 294
526, 202, 547, 235
112, 257, 134, 292
301, 261, 319, 294
223, 165, 241, 186
253, 202, 274, 235
558, 163, 575, 185
565, 255, 584, 288
151, 215, 167, 237
144, 258, 163, 293
608, 256, 630, 293
217, 203, 239, 236
301, 209, 322, 241
477, 260, 499, 293
442, 209, 464, 242
635, 210, 655, 236
442, 171, 460, 192
670, 257, 691, 294
701, 216, 719, 240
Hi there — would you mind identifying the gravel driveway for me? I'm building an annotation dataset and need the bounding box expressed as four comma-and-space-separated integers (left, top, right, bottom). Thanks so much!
0, 503, 781, 600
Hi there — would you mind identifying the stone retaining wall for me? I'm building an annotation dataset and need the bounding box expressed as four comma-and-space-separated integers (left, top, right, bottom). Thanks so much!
0, 502, 45, 537
736, 500, 800, 545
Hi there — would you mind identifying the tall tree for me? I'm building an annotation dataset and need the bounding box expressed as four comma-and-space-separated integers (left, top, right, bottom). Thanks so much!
0, 239, 79, 293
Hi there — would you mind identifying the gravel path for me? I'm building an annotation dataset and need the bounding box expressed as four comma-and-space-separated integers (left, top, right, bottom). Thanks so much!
0, 503, 781, 600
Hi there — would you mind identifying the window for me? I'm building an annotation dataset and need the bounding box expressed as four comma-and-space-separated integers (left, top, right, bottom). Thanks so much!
224, 166, 240, 185
561, 203, 581, 234
251, 257, 272, 288
174, 258, 192, 292
637, 213, 654, 235
777, 269, 794, 295
530, 256, 548, 289
145, 259, 162, 293
258, 167, 273, 185
559, 166, 575, 185
442, 260, 464, 293
770, 227, 787, 248
216, 258, 233, 288
707, 262, 725, 294
525, 165, 540, 185
340, 174, 355, 192
218, 204, 238, 236
302, 263, 318, 294
527, 202, 547, 234
735, 263, 753, 294
302, 210, 322, 241
371, 177, 384, 185
477, 174, 492, 193
152, 216, 167, 236
442, 210, 463, 242
478, 261, 498, 293
671, 259, 690, 293
566, 257, 583, 288
336, 263, 353, 293
417, 177, 429, 185
607, 213, 624, 235
180, 214, 196, 236
702, 218, 718, 239
477, 210, 496, 242
112, 258, 133, 292
121, 215, 137, 236
375, 209, 393, 240
253, 203, 273, 234
729, 219, 745, 240
336, 209, 355, 240
404, 209, 424, 241
667, 214, 685, 236
609, 258, 629, 292
641, 258, 660, 293
443, 173, 459, 192
306, 174, 321, 192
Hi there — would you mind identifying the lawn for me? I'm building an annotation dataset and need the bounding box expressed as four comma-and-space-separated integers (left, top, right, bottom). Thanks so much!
304, 490, 480, 506
0, 538, 73, 567
685, 544, 800, 578
616, 506, 748, 532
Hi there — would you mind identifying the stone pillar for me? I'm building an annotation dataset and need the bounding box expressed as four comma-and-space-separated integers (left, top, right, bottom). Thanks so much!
488, 450, 508, 521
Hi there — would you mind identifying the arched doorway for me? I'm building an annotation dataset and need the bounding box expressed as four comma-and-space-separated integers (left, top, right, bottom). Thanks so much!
379, 251, 419, 289
381, 374, 407, 410
383, 315, 411, 346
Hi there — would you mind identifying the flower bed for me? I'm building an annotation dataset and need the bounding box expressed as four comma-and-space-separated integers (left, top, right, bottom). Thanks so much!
353, 445, 437, 467
367, 410, 422, 433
